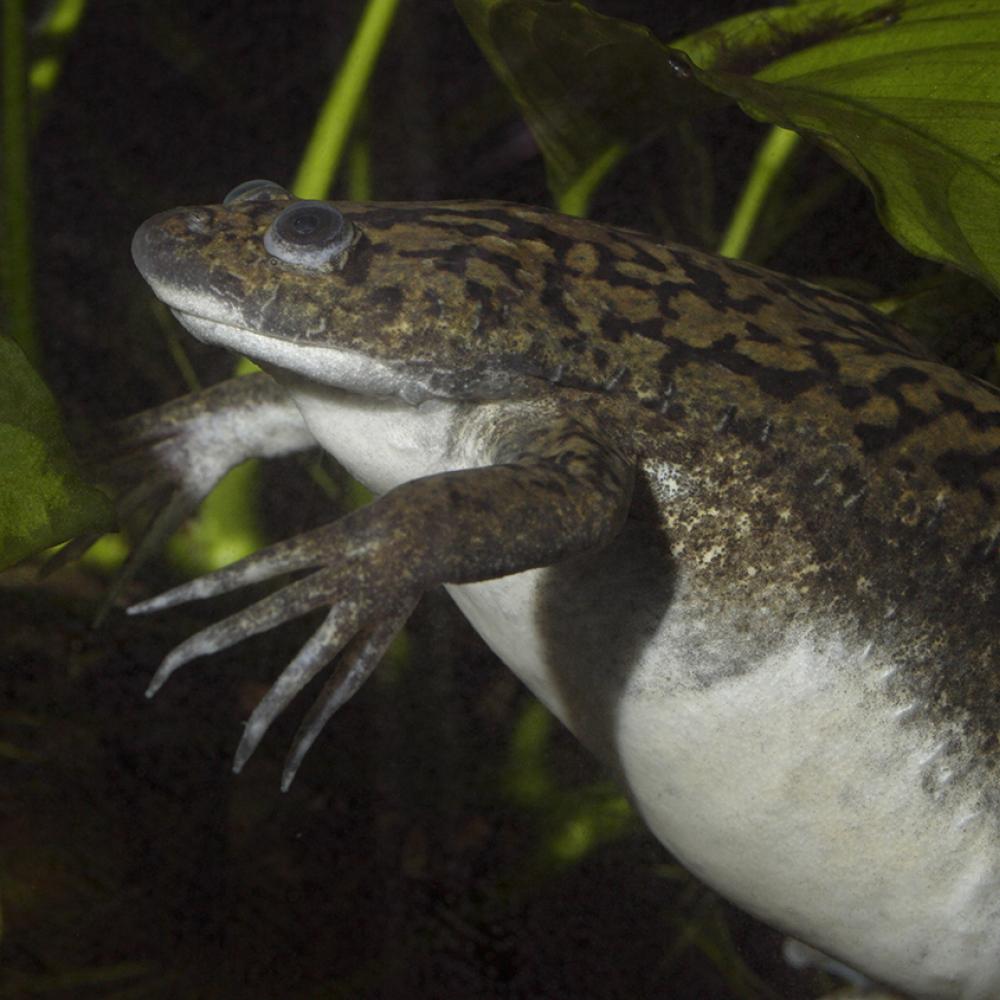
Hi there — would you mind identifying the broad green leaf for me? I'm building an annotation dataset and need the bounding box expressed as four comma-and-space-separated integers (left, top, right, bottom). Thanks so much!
457, 0, 1000, 293
454, 0, 725, 209
0, 338, 113, 569
674, 0, 1000, 294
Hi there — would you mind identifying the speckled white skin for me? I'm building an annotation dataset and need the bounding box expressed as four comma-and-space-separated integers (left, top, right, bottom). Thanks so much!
150, 275, 1000, 998
448, 568, 1000, 1000
287, 380, 464, 491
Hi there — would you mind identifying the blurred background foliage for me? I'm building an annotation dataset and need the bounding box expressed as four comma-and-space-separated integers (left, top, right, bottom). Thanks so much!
1, 0, 997, 997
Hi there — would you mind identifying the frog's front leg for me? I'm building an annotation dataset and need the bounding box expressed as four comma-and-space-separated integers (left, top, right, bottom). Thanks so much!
131, 408, 635, 788
106, 371, 315, 516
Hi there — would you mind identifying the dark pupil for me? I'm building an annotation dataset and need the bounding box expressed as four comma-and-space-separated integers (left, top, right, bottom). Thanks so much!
292, 211, 321, 236
285, 207, 338, 243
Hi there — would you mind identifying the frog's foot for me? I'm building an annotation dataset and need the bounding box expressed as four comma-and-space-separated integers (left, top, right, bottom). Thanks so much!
276, 609, 413, 789
130, 516, 422, 788
132, 410, 633, 788
40, 456, 192, 588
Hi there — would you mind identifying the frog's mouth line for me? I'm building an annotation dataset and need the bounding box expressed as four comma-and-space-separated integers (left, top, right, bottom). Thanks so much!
171, 308, 440, 404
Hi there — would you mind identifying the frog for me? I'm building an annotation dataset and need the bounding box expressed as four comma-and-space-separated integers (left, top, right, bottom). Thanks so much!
115, 179, 998, 999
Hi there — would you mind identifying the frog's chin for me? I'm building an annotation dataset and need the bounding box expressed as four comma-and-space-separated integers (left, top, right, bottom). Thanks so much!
170, 308, 440, 405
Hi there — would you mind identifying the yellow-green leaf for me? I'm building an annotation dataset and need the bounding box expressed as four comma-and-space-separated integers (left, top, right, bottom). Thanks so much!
674, 0, 1000, 292
457, 0, 1000, 291
0, 338, 113, 569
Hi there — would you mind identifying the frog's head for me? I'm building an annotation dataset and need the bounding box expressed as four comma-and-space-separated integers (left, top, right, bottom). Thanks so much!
132, 180, 570, 404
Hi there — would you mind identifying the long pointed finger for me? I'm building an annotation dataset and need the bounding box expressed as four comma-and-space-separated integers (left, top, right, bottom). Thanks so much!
144, 568, 340, 697
128, 525, 340, 615
232, 605, 354, 774
281, 598, 417, 791
94, 490, 194, 626
41, 532, 104, 577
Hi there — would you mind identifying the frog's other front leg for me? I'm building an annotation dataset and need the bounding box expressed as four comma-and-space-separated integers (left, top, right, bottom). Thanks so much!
132, 410, 635, 788
106, 371, 314, 521
58, 373, 315, 616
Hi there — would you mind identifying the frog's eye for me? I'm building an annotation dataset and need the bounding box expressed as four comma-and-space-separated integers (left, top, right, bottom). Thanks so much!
263, 201, 355, 269
223, 179, 289, 205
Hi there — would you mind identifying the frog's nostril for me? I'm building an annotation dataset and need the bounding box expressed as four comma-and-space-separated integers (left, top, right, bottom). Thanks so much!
185, 208, 212, 236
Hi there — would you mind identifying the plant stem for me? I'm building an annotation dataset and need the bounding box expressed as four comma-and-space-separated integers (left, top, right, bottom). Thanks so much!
1, 0, 37, 364
292, 0, 400, 199
557, 143, 624, 219
717, 125, 800, 260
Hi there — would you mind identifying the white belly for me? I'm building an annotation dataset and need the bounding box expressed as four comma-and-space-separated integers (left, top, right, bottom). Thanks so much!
447, 533, 1000, 1000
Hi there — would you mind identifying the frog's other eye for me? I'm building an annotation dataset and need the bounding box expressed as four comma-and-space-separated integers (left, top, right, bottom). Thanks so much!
263, 201, 355, 269
224, 179, 289, 205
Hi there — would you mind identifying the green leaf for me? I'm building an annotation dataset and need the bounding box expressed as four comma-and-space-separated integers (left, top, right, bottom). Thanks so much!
458, 0, 1000, 292
454, 0, 725, 209
0, 338, 114, 569
673, 0, 1000, 293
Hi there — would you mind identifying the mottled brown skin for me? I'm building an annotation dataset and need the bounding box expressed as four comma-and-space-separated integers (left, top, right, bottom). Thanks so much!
138, 194, 1000, 770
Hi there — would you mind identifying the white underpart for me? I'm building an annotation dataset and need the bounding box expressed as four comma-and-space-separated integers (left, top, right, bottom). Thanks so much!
288, 380, 466, 492
448, 569, 1000, 1000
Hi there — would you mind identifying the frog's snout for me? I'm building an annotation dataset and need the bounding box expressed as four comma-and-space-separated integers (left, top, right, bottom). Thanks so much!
131, 207, 213, 285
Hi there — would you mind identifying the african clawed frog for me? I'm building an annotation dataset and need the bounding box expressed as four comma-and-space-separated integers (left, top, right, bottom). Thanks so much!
121, 180, 999, 998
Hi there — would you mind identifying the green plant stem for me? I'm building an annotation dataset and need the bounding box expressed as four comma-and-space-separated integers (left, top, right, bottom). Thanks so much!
717, 125, 800, 260
556, 143, 624, 218
347, 134, 373, 201
292, 0, 400, 199
1, 0, 37, 365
